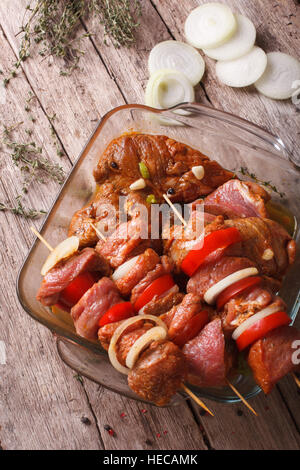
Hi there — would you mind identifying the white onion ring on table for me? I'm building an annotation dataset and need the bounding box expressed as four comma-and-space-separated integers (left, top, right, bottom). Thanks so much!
232, 304, 283, 341
108, 314, 168, 375
204, 267, 258, 305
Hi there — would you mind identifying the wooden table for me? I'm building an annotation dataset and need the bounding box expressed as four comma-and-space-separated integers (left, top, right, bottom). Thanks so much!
0, 0, 299, 450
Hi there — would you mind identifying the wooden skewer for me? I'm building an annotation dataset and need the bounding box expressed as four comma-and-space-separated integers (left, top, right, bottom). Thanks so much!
292, 372, 300, 388
30, 226, 54, 251
163, 194, 187, 227
181, 384, 214, 416
226, 379, 258, 416
90, 222, 106, 241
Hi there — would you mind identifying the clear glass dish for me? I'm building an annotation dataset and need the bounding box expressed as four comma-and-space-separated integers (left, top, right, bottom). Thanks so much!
16, 103, 300, 405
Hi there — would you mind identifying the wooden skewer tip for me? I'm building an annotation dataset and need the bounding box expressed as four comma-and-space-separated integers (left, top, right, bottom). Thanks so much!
181, 384, 214, 417
30, 226, 53, 251
90, 222, 106, 241
226, 379, 258, 416
163, 194, 188, 227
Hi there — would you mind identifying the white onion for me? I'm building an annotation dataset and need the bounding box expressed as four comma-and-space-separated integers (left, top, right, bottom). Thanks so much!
41, 236, 79, 276
148, 40, 205, 86
184, 3, 237, 50
255, 52, 300, 100
216, 46, 267, 88
204, 267, 258, 305
108, 315, 168, 375
125, 326, 167, 369
145, 69, 195, 113
112, 255, 140, 282
203, 14, 256, 61
232, 304, 283, 341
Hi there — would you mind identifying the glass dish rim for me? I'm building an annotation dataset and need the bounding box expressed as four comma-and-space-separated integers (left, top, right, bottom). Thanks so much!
16, 102, 299, 403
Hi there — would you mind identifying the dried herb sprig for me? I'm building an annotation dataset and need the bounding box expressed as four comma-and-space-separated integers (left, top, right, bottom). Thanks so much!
0, 196, 46, 219
6, 0, 141, 82
2, 124, 65, 194
239, 166, 286, 198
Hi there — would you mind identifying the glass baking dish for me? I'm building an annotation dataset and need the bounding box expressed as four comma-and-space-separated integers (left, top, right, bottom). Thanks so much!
17, 103, 300, 405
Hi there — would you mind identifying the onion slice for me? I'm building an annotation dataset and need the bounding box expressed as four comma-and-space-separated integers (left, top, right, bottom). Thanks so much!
203, 14, 256, 61
145, 69, 195, 113
112, 255, 140, 282
184, 3, 237, 50
255, 52, 300, 100
204, 267, 258, 305
125, 326, 167, 369
216, 46, 267, 87
148, 40, 205, 86
232, 304, 282, 341
41, 236, 79, 276
108, 314, 168, 375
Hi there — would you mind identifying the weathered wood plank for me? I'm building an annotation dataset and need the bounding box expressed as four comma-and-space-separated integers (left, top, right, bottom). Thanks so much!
0, 29, 103, 451
151, 0, 300, 164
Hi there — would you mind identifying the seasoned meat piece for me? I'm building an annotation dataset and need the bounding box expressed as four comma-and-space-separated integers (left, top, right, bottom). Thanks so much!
36, 248, 110, 306
68, 183, 121, 247
199, 179, 270, 219
98, 319, 145, 351
128, 340, 186, 406
222, 289, 286, 332
139, 289, 184, 317
115, 249, 160, 296
187, 256, 255, 300
248, 325, 300, 394
164, 214, 226, 271
130, 256, 173, 305
71, 277, 121, 340
225, 217, 296, 279
93, 134, 233, 204
183, 319, 229, 387
96, 218, 153, 268
168, 293, 203, 339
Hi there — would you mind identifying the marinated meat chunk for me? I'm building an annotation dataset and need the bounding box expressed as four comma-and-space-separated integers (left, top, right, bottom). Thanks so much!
36, 248, 110, 306
139, 289, 184, 317
128, 340, 186, 406
187, 256, 255, 300
183, 319, 229, 388
71, 277, 121, 340
164, 214, 226, 271
222, 289, 286, 332
98, 319, 145, 351
248, 325, 300, 394
130, 256, 173, 305
167, 293, 203, 340
93, 134, 233, 204
225, 217, 296, 279
96, 218, 152, 268
199, 179, 270, 219
115, 249, 160, 296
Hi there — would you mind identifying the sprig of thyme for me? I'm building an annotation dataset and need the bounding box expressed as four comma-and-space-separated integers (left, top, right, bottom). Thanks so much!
0, 196, 46, 219
5, 0, 141, 83
239, 166, 286, 198
2, 124, 65, 194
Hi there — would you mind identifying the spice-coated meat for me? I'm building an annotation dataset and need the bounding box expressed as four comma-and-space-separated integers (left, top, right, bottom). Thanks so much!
115, 248, 160, 296
36, 248, 110, 306
225, 217, 296, 279
128, 340, 186, 406
248, 325, 300, 394
198, 179, 270, 219
187, 256, 256, 300
138, 288, 184, 317
167, 293, 203, 340
71, 277, 122, 340
183, 318, 229, 388
93, 133, 233, 204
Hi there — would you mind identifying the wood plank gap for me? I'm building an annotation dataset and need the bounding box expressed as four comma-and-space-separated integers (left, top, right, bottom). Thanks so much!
0, 24, 72, 168
276, 384, 300, 436
184, 399, 212, 450
74, 377, 106, 449
80, 19, 128, 105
